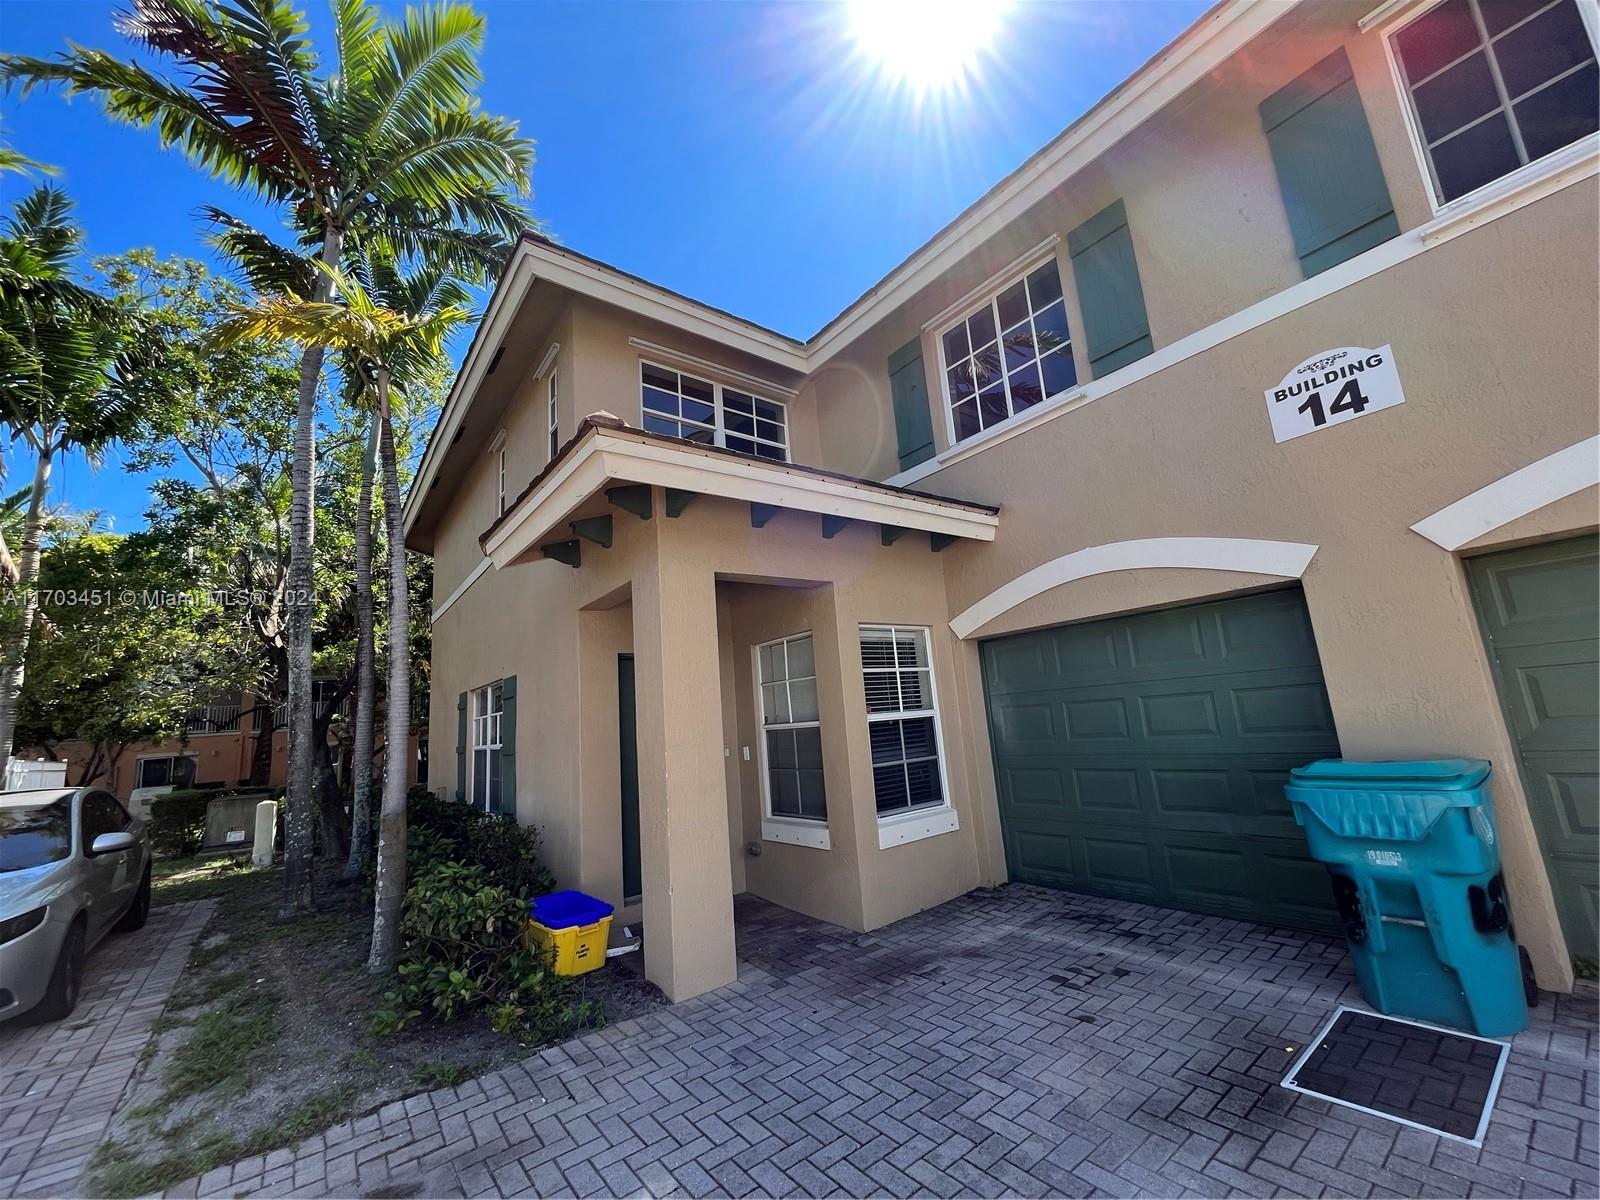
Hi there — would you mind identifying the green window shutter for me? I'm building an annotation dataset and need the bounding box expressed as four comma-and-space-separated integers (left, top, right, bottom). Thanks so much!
455, 691, 467, 803
1261, 48, 1399, 278
887, 338, 935, 471
498, 675, 517, 817
1066, 200, 1153, 378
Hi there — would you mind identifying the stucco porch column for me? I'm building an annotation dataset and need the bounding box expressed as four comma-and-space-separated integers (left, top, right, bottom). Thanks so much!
630, 514, 738, 1001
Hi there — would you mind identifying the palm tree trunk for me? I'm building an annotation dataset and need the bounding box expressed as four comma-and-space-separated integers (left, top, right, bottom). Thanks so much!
281, 224, 344, 920
0, 442, 56, 767
369, 373, 410, 973
342, 413, 380, 882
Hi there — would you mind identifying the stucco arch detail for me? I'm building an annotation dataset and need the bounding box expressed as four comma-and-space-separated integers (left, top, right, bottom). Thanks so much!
948, 537, 1320, 639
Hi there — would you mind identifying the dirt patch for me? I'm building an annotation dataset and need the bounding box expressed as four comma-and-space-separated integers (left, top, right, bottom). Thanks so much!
90, 858, 663, 1197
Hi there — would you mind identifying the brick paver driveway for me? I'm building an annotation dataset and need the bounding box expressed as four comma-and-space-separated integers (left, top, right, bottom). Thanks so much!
0, 899, 215, 1198
184, 887, 1595, 1199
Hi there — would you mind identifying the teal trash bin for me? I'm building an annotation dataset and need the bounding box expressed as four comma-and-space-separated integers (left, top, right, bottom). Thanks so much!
1285, 758, 1529, 1038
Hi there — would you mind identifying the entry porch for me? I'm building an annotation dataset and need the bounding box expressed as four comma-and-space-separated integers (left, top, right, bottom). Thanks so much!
481, 415, 1000, 1000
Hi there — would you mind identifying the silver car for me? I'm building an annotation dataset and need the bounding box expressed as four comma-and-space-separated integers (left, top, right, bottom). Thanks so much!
0, 787, 151, 1023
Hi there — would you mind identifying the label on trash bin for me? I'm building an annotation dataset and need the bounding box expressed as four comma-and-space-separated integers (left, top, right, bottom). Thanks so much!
1365, 849, 1405, 869
1470, 808, 1496, 847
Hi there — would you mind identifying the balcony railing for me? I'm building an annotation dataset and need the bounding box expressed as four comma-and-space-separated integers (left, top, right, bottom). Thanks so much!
184, 704, 241, 735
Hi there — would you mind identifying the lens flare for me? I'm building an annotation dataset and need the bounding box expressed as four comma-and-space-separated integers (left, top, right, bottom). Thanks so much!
847, 0, 1012, 94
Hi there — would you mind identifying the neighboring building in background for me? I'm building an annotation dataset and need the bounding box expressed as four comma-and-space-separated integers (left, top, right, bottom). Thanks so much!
18, 686, 426, 817
406, 0, 1599, 1003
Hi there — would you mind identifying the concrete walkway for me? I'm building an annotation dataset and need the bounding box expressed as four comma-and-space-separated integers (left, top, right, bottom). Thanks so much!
175, 887, 1596, 1199
0, 900, 216, 1198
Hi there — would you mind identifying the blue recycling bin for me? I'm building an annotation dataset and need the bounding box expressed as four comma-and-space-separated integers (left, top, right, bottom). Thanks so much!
1285, 758, 1528, 1037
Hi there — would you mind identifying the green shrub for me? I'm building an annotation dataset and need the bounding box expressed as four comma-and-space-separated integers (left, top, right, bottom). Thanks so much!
406, 789, 555, 899
372, 860, 600, 1044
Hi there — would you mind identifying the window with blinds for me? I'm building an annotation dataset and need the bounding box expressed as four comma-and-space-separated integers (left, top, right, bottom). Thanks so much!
859, 625, 947, 817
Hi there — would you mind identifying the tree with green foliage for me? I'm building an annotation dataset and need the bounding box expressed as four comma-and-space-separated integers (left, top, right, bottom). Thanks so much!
211, 259, 468, 969
108, 249, 303, 780
5, 0, 532, 918
0, 184, 152, 768
14, 528, 232, 787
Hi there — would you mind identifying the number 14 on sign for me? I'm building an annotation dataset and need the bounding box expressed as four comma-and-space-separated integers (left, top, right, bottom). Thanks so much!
1265, 345, 1406, 444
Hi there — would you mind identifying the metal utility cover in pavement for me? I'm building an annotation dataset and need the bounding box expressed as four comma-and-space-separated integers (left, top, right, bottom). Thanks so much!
1281, 1006, 1510, 1146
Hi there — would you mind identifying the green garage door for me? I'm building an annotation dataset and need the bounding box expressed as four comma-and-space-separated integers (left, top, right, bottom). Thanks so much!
1466, 535, 1598, 967
982, 588, 1342, 934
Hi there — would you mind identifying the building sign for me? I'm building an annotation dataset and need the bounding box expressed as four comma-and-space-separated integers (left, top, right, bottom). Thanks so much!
1265, 345, 1405, 444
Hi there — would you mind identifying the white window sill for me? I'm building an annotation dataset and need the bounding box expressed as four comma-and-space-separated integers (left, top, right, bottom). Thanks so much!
762, 818, 830, 851
1421, 136, 1599, 250
877, 806, 959, 850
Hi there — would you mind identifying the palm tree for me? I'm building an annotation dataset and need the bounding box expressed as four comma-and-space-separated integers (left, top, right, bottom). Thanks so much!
0, 186, 149, 766
4, 0, 532, 917
212, 261, 469, 969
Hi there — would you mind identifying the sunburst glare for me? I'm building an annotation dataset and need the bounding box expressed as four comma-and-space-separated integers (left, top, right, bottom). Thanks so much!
847, 0, 1014, 95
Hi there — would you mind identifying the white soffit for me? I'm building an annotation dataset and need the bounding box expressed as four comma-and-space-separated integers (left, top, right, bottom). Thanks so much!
949, 537, 1320, 639
481, 429, 998, 569
1411, 436, 1600, 551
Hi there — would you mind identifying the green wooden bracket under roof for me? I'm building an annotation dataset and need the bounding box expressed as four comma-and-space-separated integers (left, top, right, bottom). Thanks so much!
542, 538, 581, 568
880, 526, 905, 546
570, 515, 613, 548
930, 532, 958, 553
750, 502, 781, 528
821, 515, 850, 539
606, 485, 653, 521
665, 488, 696, 518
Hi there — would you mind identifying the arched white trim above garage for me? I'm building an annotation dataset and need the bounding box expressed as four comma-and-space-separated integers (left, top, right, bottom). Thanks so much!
949, 537, 1321, 640
1411, 436, 1600, 552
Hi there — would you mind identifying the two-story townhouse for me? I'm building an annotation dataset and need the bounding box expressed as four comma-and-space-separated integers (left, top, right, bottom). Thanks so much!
405, 0, 1599, 1003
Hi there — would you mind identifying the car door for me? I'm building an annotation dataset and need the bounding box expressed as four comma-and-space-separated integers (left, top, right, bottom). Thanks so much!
79, 792, 133, 942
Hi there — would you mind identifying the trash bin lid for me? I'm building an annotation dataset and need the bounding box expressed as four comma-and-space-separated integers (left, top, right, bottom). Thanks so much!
1289, 758, 1490, 791
529, 889, 615, 929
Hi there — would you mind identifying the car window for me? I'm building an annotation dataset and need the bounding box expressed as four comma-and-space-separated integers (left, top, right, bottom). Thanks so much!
81, 792, 127, 847
0, 797, 73, 872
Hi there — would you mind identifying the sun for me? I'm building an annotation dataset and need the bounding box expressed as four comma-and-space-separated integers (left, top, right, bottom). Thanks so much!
847, 0, 1012, 93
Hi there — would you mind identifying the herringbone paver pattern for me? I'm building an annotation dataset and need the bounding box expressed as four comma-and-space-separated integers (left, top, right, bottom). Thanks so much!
0, 899, 216, 1198
174, 888, 1597, 1198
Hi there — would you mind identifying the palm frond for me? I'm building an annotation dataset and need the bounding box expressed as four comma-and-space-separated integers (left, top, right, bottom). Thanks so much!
113, 0, 334, 197
202, 205, 316, 296
366, 3, 484, 140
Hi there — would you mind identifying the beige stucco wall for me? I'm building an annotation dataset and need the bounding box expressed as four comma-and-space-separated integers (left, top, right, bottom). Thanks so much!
918, 179, 1598, 989
421, 0, 1598, 998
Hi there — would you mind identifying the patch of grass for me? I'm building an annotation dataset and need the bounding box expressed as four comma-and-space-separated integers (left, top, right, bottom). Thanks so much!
408, 1057, 471, 1090
151, 856, 258, 907
346, 1047, 382, 1073
279, 1086, 359, 1141
161, 988, 279, 1103
90, 1132, 245, 1200
168, 969, 253, 1012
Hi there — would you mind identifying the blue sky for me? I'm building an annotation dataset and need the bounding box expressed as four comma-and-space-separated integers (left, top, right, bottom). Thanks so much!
2, 0, 1208, 529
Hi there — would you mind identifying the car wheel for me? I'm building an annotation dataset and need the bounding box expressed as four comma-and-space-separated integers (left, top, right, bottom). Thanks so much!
115, 866, 153, 933
35, 922, 86, 1022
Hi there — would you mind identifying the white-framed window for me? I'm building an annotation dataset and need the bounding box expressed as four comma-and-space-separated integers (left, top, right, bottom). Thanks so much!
547, 369, 559, 461
497, 445, 508, 516
756, 633, 827, 846
639, 361, 789, 461
135, 753, 197, 791
938, 257, 1076, 446
860, 625, 957, 847
1389, 0, 1598, 206
470, 681, 503, 813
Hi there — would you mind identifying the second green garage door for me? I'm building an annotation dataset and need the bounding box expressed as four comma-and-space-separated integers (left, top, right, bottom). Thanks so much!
982, 588, 1343, 934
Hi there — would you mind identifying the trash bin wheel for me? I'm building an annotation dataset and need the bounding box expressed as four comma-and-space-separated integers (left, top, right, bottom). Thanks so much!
1518, 945, 1539, 1009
